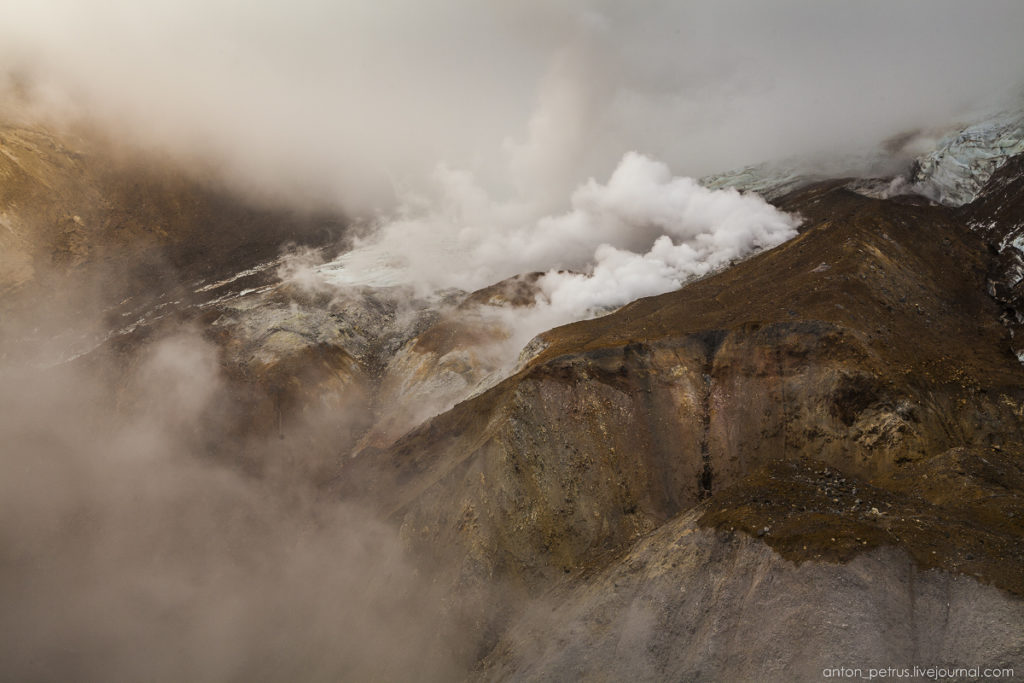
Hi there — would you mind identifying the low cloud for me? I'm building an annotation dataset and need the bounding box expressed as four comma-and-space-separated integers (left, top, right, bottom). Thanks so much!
2, 1, 1022, 213
321, 151, 799, 362
0, 329, 468, 681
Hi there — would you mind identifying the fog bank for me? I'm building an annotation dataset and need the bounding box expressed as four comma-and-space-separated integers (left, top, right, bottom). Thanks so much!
3, 1, 1023, 213
0, 330, 467, 681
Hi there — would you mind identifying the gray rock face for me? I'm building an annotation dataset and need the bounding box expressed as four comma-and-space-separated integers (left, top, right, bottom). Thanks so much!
478, 510, 1024, 682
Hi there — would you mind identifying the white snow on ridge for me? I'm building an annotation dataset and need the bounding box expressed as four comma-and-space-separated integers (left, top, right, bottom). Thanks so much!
698, 106, 1024, 211
316, 245, 417, 289
909, 108, 1024, 207
194, 258, 283, 293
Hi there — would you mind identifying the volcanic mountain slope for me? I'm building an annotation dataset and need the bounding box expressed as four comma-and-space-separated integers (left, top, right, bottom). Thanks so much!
4, 110, 1024, 680
0, 117, 558, 480
0, 122, 344, 291
332, 175, 1024, 674
352, 180, 1024, 578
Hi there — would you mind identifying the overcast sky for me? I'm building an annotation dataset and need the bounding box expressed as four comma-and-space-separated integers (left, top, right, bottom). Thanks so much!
2, 1, 1023, 212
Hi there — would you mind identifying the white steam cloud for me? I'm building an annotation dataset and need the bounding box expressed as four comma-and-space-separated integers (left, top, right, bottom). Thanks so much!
534, 153, 799, 314
271, 150, 800, 439
321, 151, 798, 344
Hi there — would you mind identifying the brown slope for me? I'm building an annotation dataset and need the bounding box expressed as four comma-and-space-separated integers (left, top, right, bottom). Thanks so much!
0, 120, 345, 345
342, 180, 1024, 596
533, 182, 1008, 379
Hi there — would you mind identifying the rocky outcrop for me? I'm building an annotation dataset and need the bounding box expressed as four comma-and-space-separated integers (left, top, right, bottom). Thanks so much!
354, 274, 545, 452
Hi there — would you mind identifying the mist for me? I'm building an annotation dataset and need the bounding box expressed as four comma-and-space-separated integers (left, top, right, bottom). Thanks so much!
3, 1, 1023, 215
0, 328, 471, 681
305, 150, 799, 381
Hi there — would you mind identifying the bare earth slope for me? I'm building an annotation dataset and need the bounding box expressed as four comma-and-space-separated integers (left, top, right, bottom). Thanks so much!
338, 176, 1024, 677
